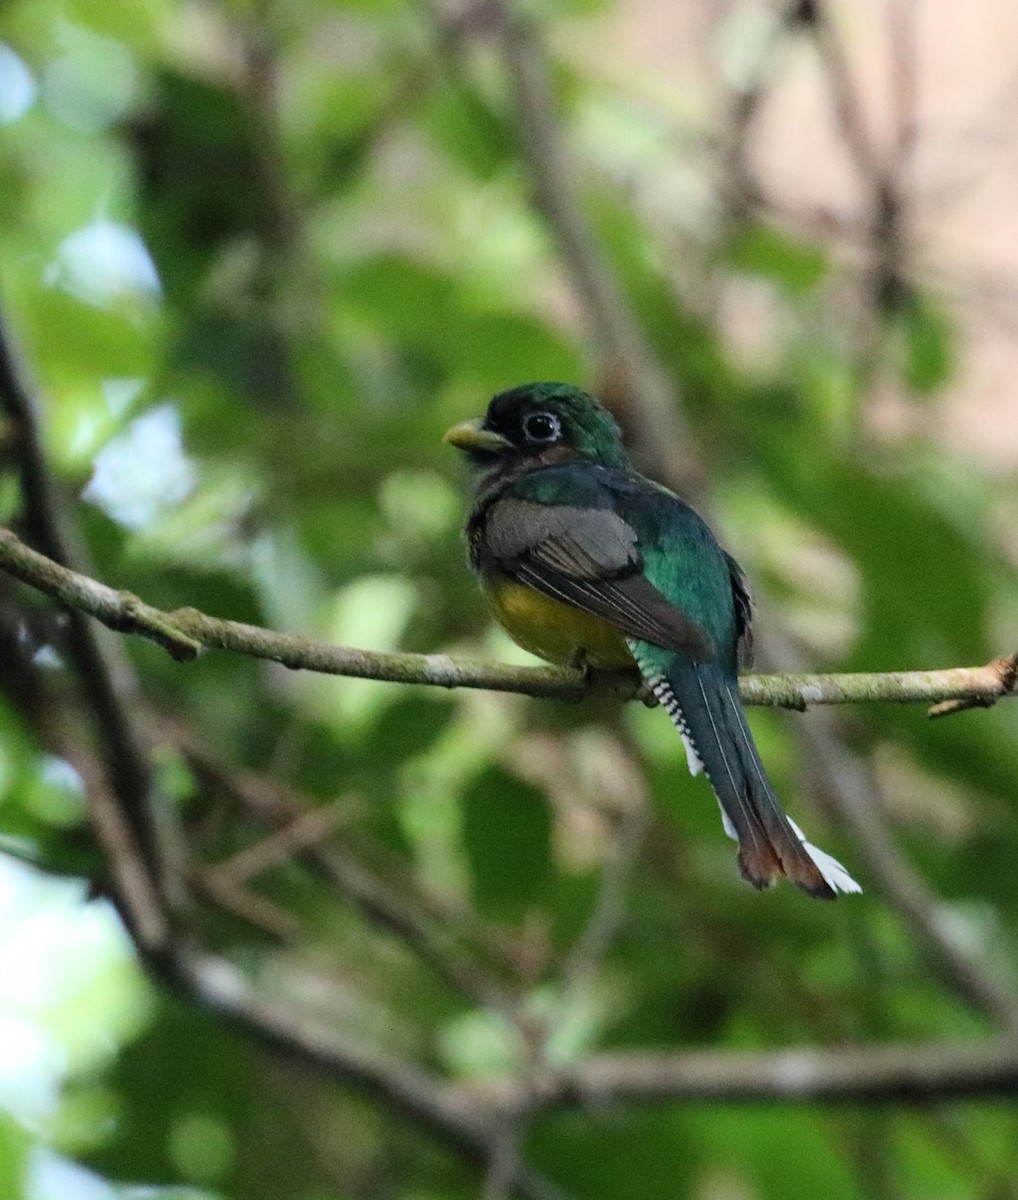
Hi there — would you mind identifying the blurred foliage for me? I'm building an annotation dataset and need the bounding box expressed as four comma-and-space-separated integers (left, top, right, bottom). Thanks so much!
0, 1, 1017, 1199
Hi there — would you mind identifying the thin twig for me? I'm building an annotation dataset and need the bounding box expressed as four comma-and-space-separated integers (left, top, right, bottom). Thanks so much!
889, 0, 918, 164
1, 525, 1014, 713
191, 871, 300, 941
809, 2, 886, 182
717, 0, 811, 216
210, 797, 355, 885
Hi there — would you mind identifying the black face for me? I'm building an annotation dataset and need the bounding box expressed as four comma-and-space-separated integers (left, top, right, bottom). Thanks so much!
446, 382, 628, 471
483, 388, 569, 454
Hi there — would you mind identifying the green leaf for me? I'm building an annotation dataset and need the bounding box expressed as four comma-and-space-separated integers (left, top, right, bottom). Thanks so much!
78, 996, 316, 1199
723, 222, 829, 295
897, 290, 955, 395
530, 1108, 697, 1200
461, 765, 552, 921
422, 79, 517, 179
127, 70, 275, 301
0, 1110, 30, 1198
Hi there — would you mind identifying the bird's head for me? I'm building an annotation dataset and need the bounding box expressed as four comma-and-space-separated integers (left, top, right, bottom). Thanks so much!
444, 383, 629, 474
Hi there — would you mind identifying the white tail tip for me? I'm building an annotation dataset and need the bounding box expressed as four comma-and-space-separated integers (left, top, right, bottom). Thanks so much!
788, 817, 863, 895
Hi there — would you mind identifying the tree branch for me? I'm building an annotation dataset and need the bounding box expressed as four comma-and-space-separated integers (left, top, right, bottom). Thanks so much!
170, 948, 575, 1200
801, 710, 1018, 1031
0, 524, 1014, 714
0, 307, 567, 1198
173, 942, 1018, 1119
0, 306, 170, 948
170, 723, 525, 1013
481, 0, 703, 496
455, 1036, 1018, 1113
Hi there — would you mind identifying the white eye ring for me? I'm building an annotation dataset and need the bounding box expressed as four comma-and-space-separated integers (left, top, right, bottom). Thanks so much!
522, 411, 561, 443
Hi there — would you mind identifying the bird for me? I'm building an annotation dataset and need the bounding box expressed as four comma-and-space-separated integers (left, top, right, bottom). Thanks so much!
444, 382, 860, 899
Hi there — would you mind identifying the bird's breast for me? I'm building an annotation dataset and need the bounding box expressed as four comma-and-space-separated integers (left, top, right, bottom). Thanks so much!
481, 575, 633, 668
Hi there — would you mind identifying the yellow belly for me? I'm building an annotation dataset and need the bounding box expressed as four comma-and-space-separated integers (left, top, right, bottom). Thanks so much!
482, 577, 633, 668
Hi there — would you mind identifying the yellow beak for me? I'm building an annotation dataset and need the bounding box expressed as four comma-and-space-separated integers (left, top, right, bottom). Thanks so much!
443, 419, 513, 454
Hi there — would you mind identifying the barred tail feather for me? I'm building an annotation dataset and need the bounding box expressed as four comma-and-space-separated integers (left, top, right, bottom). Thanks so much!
628, 643, 860, 899
641, 674, 704, 777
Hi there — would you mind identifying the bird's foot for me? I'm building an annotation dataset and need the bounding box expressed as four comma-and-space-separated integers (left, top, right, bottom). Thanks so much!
569, 650, 646, 704
567, 648, 591, 673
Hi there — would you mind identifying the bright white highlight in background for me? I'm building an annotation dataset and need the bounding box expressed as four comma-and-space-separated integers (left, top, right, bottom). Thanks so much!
0, 43, 36, 124
47, 221, 161, 308
84, 405, 197, 531
0, 857, 168, 1196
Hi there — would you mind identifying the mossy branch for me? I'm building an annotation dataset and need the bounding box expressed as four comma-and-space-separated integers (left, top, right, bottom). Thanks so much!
1, 526, 1014, 715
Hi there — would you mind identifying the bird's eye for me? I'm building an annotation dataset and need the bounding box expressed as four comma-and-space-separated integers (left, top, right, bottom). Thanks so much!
522, 411, 561, 443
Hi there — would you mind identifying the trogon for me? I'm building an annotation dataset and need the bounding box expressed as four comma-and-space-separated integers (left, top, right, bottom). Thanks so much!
445, 382, 860, 899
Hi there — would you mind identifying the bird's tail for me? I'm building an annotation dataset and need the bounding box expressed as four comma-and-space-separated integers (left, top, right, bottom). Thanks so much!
630, 649, 860, 899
